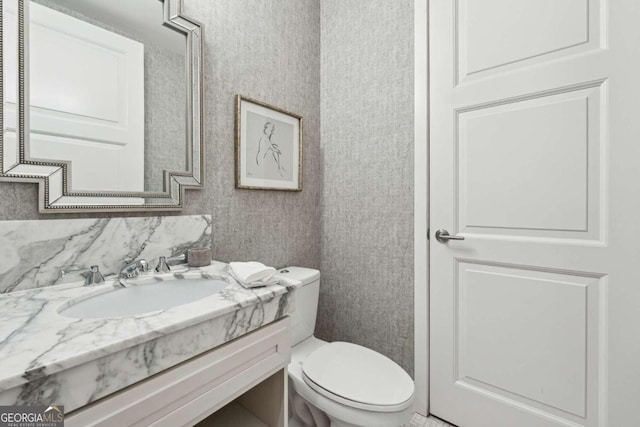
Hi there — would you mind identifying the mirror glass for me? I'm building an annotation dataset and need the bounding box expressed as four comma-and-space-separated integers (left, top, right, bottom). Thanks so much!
3, 0, 19, 170
0, 0, 202, 211
28, 0, 187, 193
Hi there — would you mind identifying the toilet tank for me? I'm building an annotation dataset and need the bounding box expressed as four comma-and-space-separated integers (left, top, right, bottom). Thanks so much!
275, 267, 320, 346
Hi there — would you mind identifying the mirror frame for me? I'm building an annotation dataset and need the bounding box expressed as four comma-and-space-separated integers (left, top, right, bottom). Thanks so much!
0, 0, 203, 212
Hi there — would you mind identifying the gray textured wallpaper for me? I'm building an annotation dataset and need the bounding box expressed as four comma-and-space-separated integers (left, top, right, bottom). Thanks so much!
144, 43, 187, 192
0, 0, 321, 270
0, 0, 414, 377
318, 0, 415, 375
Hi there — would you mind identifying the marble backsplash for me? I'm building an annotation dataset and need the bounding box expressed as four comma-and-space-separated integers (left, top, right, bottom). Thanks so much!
0, 215, 212, 294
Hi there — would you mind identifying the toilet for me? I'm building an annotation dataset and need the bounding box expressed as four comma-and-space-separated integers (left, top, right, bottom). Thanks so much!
279, 267, 415, 427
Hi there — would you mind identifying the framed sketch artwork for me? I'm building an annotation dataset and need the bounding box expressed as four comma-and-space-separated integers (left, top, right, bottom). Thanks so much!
235, 95, 302, 191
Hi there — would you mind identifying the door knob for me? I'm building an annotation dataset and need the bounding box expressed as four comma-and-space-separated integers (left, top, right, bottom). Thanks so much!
434, 229, 465, 243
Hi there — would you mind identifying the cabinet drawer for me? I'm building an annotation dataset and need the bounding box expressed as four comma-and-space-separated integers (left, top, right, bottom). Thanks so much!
67, 318, 290, 427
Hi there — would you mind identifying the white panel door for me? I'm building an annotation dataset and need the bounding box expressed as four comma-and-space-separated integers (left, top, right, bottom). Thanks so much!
430, 1, 640, 426
25, 2, 144, 192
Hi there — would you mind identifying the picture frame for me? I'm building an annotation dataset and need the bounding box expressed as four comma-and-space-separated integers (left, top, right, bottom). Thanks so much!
235, 95, 303, 191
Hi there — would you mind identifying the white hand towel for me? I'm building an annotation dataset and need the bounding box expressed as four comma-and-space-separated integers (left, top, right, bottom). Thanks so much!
229, 261, 278, 288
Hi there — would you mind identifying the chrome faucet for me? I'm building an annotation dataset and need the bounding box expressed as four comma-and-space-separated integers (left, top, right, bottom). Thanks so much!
116, 258, 148, 287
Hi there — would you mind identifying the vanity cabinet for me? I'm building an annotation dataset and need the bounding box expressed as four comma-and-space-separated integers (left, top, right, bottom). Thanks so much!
66, 318, 290, 427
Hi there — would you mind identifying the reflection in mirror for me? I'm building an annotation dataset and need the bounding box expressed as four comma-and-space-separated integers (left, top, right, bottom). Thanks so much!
3, 0, 19, 173
0, 0, 203, 212
28, 0, 187, 193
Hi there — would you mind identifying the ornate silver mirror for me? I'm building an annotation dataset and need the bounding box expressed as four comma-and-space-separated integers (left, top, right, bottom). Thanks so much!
0, 0, 203, 212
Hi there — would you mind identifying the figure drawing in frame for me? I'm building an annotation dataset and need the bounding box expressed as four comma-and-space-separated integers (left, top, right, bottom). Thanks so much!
256, 121, 286, 177
236, 95, 302, 191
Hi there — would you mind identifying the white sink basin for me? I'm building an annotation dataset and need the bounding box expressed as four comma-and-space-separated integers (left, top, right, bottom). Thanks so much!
60, 278, 229, 319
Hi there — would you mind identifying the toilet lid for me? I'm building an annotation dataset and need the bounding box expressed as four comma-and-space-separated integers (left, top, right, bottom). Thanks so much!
302, 341, 414, 411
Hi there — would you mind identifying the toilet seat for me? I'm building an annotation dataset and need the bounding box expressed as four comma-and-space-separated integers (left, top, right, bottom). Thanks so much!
302, 341, 414, 413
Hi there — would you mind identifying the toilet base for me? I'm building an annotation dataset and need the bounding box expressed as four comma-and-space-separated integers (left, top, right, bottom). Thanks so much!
289, 416, 361, 427
290, 406, 408, 427
289, 401, 407, 427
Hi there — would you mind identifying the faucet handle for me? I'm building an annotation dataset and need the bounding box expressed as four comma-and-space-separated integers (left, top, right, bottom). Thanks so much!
137, 259, 149, 272
84, 265, 105, 286
155, 256, 171, 273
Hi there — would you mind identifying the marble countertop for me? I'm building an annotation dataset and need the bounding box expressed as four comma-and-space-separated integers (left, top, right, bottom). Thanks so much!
0, 261, 300, 408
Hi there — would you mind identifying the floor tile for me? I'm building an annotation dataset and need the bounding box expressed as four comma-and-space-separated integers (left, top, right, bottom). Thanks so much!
403, 412, 455, 427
